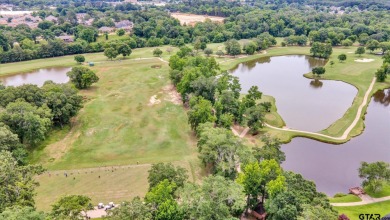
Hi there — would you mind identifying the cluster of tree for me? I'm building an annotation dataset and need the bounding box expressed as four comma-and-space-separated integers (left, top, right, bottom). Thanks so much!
2, 0, 390, 63
310, 42, 333, 58
169, 47, 271, 134
359, 161, 390, 193
375, 52, 390, 82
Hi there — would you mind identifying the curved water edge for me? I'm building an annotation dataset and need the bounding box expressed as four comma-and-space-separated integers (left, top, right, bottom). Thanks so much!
0, 67, 71, 87
281, 89, 390, 196
230, 55, 358, 132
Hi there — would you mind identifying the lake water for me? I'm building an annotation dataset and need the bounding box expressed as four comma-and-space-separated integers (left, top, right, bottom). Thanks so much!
0, 67, 71, 87
282, 89, 390, 196
230, 55, 357, 132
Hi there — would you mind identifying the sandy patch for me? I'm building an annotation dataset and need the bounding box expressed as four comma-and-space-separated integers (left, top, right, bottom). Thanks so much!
347, 52, 354, 54
171, 12, 224, 26
148, 95, 161, 106
163, 84, 182, 105
354, 58, 374, 63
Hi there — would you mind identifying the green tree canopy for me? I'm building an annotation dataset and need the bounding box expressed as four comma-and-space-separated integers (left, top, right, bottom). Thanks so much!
359, 161, 390, 193
0, 206, 46, 220
147, 162, 188, 190
106, 197, 152, 220
67, 66, 99, 89
74, 55, 85, 64
50, 195, 93, 220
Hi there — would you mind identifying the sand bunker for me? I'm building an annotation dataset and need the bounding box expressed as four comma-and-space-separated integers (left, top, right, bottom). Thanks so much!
163, 85, 182, 105
354, 58, 374, 63
347, 52, 354, 54
148, 95, 161, 106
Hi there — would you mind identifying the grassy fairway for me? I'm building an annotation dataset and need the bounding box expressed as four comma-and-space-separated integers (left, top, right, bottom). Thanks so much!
27, 55, 195, 170
34, 161, 196, 211
329, 194, 362, 203
335, 200, 390, 219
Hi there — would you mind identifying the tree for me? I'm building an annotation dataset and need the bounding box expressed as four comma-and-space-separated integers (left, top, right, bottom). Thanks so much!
79, 28, 97, 43
0, 206, 46, 220
74, 55, 85, 64
217, 113, 234, 129
298, 205, 338, 220
243, 42, 257, 55
204, 48, 213, 57
145, 180, 176, 209
359, 161, 390, 193
179, 175, 245, 219
338, 54, 347, 62
366, 40, 379, 53
104, 47, 119, 60
106, 197, 152, 220
312, 67, 326, 77
42, 82, 83, 126
50, 195, 93, 220
193, 39, 202, 51
254, 136, 285, 165
166, 47, 173, 55
0, 100, 52, 145
116, 29, 125, 36
341, 39, 353, 47
225, 39, 241, 57
330, 61, 335, 67
375, 63, 389, 82
245, 105, 264, 134
187, 96, 216, 131
197, 123, 249, 178
355, 46, 365, 56
117, 44, 132, 57
0, 151, 44, 213
67, 66, 99, 89
310, 42, 333, 58
153, 48, 163, 57
147, 163, 188, 190
216, 50, 224, 57
237, 162, 263, 214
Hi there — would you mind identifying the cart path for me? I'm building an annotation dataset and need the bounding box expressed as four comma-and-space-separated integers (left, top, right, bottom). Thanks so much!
331, 194, 390, 207
265, 77, 377, 141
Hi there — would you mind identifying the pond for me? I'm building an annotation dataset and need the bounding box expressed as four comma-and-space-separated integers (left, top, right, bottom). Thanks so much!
282, 89, 390, 196
230, 55, 357, 132
0, 67, 71, 87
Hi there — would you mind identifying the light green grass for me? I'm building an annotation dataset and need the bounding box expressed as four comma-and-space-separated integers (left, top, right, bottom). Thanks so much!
334, 200, 390, 219
34, 160, 198, 211
96, 34, 130, 42
365, 183, 390, 198
329, 194, 362, 203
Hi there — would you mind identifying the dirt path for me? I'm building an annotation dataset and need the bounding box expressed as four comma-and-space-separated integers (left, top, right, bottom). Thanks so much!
265, 77, 377, 141
331, 194, 390, 207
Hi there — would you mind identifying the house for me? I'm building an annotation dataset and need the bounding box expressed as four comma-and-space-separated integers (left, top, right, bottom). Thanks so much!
114, 20, 133, 31
98, 26, 115, 33
45, 15, 58, 23
56, 35, 74, 43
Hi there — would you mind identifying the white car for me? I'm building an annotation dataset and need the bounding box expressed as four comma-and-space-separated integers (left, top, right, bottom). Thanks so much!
98, 203, 104, 209
108, 202, 115, 208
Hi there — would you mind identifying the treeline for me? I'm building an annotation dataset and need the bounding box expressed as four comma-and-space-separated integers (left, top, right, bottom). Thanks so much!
1, 3, 390, 63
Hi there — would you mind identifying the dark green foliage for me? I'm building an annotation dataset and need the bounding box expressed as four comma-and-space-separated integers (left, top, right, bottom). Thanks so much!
188, 96, 216, 130
312, 67, 326, 77
117, 44, 132, 57
67, 66, 99, 89
147, 163, 188, 190
116, 29, 125, 36
74, 55, 85, 64
254, 136, 286, 165
224, 39, 241, 56
359, 161, 390, 193
0, 206, 46, 220
243, 42, 257, 55
106, 197, 152, 220
50, 195, 93, 220
338, 54, 347, 62
355, 46, 366, 56
153, 48, 163, 57
310, 42, 333, 58
104, 47, 119, 60
0, 151, 44, 213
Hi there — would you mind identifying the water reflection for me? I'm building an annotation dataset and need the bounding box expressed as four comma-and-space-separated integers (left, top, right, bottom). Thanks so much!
0, 67, 71, 87
282, 89, 390, 195
309, 79, 323, 89
230, 55, 357, 131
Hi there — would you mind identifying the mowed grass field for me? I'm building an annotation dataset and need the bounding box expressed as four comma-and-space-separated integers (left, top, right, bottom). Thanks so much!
335, 200, 390, 219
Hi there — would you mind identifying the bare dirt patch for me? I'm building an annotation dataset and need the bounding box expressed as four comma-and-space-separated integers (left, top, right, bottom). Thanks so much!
148, 95, 161, 106
354, 58, 374, 63
171, 12, 224, 26
163, 84, 182, 105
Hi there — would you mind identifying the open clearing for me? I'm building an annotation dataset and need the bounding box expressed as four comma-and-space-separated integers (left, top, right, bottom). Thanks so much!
171, 12, 225, 25
334, 200, 390, 219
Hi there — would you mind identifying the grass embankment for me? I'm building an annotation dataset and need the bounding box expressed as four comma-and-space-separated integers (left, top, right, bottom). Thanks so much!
365, 184, 390, 198
335, 200, 390, 219
329, 194, 361, 203
211, 45, 389, 143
